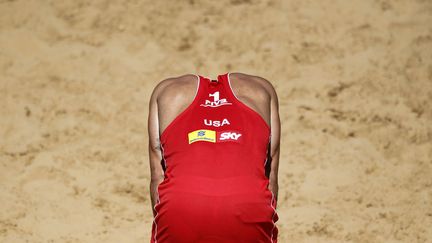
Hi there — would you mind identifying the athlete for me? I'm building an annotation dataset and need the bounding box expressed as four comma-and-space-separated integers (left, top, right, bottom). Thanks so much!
148, 72, 281, 242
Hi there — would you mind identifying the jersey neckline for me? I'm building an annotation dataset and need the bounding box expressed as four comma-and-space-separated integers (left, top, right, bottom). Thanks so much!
196, 72, 270, 132
159, 72, 271, 142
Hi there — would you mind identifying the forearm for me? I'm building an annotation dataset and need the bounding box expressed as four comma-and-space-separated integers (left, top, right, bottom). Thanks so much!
268, 148, 279, 208
268, 181, 279, 208
150, 178, 164, 217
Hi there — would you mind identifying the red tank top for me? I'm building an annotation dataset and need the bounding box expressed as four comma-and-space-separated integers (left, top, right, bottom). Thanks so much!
152, 72, 279, 242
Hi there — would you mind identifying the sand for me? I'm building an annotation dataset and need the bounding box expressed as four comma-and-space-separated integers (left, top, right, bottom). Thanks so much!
0, 0, 431, 242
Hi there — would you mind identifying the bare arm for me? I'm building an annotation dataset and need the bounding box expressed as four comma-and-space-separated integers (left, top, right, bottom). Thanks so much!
266, 80, 281, 208
148, 81, 165, 218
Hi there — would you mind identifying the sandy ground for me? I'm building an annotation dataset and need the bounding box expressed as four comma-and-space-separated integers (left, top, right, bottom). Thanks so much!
1, 0, 431, 242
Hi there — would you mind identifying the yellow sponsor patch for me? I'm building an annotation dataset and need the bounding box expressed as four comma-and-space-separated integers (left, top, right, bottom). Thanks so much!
188, 129, 216, 144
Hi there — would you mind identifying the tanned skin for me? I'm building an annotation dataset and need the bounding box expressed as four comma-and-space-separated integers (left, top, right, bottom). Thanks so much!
147, 72, 281, 217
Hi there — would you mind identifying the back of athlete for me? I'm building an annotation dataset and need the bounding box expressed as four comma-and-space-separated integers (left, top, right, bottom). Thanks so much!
149, 72, 279, 243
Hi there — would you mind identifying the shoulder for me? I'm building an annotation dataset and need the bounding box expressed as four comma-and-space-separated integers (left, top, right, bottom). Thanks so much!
229, 72, 277, 99
151, 74, 198, 102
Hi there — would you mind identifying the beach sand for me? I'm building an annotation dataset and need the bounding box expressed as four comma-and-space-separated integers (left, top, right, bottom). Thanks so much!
1, 0, 431, 242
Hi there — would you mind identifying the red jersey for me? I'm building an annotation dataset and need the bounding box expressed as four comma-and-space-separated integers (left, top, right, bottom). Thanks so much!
151, 72, 279, 243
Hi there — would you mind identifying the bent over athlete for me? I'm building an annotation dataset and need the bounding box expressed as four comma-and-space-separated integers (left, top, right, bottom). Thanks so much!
148, 72, 281, 242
